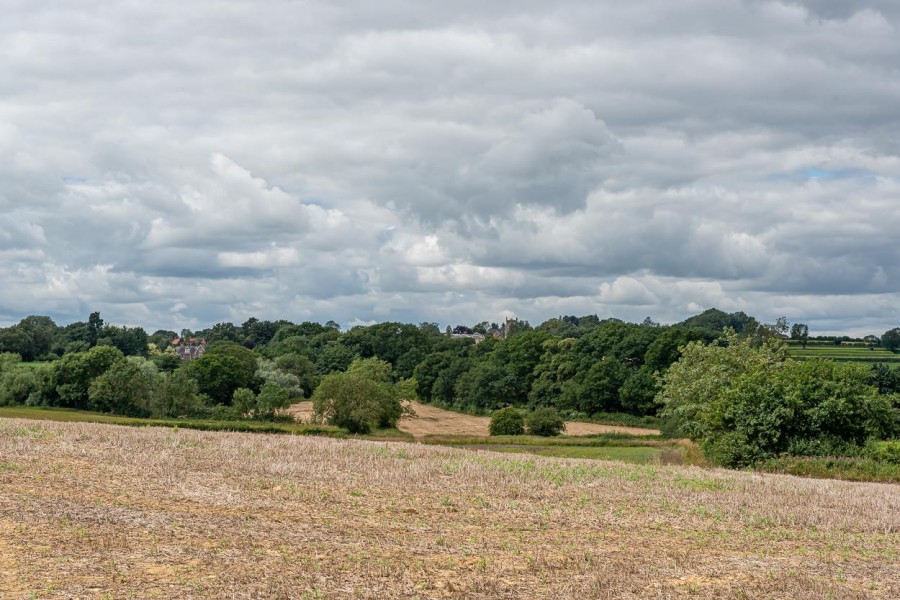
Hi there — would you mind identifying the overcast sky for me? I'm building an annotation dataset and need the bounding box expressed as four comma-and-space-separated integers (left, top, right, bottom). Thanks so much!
2, 1, 900, 335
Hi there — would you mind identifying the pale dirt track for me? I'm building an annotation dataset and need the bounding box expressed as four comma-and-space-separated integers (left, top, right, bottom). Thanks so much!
289, 400, 661, 438
1, 418, 897, 599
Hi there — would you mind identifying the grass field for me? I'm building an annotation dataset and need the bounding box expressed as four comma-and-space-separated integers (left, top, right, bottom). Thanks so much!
0, 418, 897, 598
14, 361, 50, 369
469, 444, 664, 463
787, 345, 900, 365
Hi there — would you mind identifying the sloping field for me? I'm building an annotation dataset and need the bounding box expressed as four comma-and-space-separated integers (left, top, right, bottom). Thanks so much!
289, 401, 660, 438
787, 346, 900, 365
1, 418, 898, 599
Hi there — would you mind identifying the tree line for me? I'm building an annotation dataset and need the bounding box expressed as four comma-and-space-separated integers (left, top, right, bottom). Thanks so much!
0, 308, 897, 466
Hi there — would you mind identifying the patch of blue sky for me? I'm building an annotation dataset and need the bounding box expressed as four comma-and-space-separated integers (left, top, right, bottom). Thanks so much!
767, 167, 877, 182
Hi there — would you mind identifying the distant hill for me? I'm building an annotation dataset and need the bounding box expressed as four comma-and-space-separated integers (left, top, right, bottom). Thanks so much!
680, 308, 755, 334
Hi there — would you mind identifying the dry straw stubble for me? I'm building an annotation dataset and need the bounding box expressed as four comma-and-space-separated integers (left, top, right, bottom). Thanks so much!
0, 418, 897, 599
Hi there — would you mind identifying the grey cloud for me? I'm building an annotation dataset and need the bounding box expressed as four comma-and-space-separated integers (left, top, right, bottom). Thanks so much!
786, 0, 900, 19
2, 0, 900, 333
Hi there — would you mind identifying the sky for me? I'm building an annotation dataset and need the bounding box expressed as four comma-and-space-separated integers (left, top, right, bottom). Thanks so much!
2, 0, 900, 335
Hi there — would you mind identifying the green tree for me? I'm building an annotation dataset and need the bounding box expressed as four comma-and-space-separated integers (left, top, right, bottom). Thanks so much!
525, 407, 565, 436
48, 345, 125, 409
681, 308, 754, 335
315, 341, 356, 374
560, 356, 628, 415
207, 322, 242, 343
255, 382, 291, 420
0, 326, 35, 361
99, 325, 149, 356
0, 353, 40, 406
149, 329, 178, 349
642, 326, 709, 373
413, 351, 454, 403
16, 316, 59, 359
274, 353, 318, 397
152, 352, 182, 373
151, 369, 205, 417
790, 323, 810, 348
232, 388, 257, 418
658, 331, 893, 467
311, 358, 409, 432
346, 358, 409, 427
868, 363, 900, 395
88, 312, 104, 347
528, 337, 576, 408
489, 407, 525, 436
430, 357, 472, 405
657, 330, 785, 441
256, 358, 303, 399
231, 382, 291, 420
346, 356, 394, 382
186, 349, 257, 405
88, 357, 156, 416
881, 328, 900, 352
311, 372, 391, 434
619, 366, 659, 415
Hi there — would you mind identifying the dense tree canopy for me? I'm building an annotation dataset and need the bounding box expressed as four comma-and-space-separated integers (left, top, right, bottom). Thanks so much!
658, 331, 895, 467
1, 308, 895, 465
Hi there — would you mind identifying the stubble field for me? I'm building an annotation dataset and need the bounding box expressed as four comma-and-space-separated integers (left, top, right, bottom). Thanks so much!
289, 401, 660, 438
0, 418, 898, 599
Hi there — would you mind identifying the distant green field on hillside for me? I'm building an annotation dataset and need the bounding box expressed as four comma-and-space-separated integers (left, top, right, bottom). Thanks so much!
787, 345, 900, 365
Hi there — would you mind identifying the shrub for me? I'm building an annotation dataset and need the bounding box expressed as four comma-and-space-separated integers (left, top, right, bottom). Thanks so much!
232, 387, 257, 419
525, 407, 566, 436
867, 439, 900, 464
255, 382, 291, 420
489, 407, 525, 436
0, 364, 39, 407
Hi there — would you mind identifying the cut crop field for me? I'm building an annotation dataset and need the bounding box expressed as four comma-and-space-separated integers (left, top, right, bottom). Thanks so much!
289, 401, 661, 438
787, 346, 900, 365
1, 418, 898, 599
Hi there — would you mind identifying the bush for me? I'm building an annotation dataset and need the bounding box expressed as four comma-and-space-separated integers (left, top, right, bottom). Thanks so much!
525, 407, 566, 436
756, 455, 900, 484
867, 439, 900, 464
255, 382, 291, 420
0, 368, 38, 407
489, 407, 525, 436
232, 387, 257, 419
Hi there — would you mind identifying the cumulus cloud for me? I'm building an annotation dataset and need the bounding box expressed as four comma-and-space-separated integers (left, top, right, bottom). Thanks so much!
1, 0, 899, 335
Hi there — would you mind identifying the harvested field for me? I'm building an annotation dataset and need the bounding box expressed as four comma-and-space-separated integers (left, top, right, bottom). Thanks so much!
289, 401, 660, 438
1, 418, 898, 599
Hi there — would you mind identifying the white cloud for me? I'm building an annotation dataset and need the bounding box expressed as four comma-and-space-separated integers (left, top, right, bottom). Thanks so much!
1, 0, 899, 334
599, 277, 657, 306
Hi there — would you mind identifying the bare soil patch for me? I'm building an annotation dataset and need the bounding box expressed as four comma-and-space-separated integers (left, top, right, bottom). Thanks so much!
289, 400, 660, 438
1, 417, 897, 599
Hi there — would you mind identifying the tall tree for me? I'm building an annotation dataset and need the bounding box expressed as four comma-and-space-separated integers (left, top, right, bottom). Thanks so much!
881, 328, 900, 352
88, 312, 104, 348
790, 323, 809, 348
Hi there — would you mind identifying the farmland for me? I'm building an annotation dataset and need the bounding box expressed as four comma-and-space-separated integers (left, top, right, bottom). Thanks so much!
1, 418, 898, 599
289, 401, 661, 438
787, 344, 900, 366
